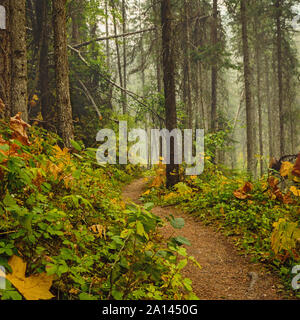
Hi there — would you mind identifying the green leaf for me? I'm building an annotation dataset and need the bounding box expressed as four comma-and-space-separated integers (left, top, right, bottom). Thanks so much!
3, 193, 17, 207
70, 139, 82, 151
183, 278, 193, 291
170, 217, 185, 229
112, 289, 123, 300
144, 202, 154, 210
177, 259, 188, 270
79, 292, 98, 300
173, 236, 191, 246
136, 221, 145, 237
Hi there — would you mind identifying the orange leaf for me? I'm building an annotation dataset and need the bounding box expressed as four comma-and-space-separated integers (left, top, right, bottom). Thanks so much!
268, 176, 279, 188
10, 113, 31, 146
282, 192, 294, 204
241, 182, 253, 193
292, 154, 300, 178
233, 182, 253, 200
233, 191, 248, 200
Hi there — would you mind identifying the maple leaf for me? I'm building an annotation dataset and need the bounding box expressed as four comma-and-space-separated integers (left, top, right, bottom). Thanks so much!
6, 255, 54, 300
10, 113, 31, 146
233, 182, 253, 200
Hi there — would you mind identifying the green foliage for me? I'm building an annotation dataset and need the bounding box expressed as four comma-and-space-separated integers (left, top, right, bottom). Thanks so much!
0, 124, 197, 300
143, 160, 300, 296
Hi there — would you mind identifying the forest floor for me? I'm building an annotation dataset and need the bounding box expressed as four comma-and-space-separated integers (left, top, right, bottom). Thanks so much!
122, 178, 286, 300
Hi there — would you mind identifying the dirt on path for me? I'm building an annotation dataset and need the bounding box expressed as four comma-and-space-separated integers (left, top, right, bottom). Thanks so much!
122, 178, 285, 300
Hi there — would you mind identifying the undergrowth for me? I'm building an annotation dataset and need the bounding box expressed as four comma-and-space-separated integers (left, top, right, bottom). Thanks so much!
0, 118, 198, 300
141, 159, 300, 299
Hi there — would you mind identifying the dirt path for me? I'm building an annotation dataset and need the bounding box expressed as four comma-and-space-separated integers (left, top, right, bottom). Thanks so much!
122, 178, 285, 300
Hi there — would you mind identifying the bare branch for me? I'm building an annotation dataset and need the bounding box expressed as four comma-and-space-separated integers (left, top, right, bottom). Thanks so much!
68, 44, 165, 122
73, 27, 156, 49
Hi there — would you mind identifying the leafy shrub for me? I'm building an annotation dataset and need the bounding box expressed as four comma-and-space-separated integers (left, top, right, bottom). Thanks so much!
0, 119, 197, 300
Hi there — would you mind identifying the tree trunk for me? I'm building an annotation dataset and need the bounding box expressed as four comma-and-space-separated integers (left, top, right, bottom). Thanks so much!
265, 57, 274, 161
36, 0, 51, 126
122, 0, 128, 109
275, 0, 284, 156
240, 0, 255, 176
105, 0, 110, 71
183, 0, 192, 129
153, 0, 162, 93
211, 0, 218, 133
161, 0, 179, 188
254, 17, 264, 176
110, 0, 126, 114
10, 0, 28, 121
52, 0, 74, 147
70, 0, 81, 44
0, 0, 11, 118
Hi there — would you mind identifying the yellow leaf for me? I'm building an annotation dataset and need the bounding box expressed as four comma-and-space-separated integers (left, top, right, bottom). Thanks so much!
280, 161, 294, 177
90, 224, 106, 239
290, 186, 300, 197
6, 255, 54, 300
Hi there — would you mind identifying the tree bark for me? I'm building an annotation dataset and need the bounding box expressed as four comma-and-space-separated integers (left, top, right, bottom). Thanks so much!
275, 0, 284, 156
36, 0, 51, 126
52, 0, 74, 147
0, 0, 11, 118
211, 0, 218, 133
265, 57, 274, 160
153, 0, 162, 93
110, 0, 126, 114
241, 0, 255, 176
254, 17, 264, 176
105, 0, 110, 71
122, 0, 128, 109
10, 0, 28, 121
183, 0, 192, 129
161, 0, 179, 188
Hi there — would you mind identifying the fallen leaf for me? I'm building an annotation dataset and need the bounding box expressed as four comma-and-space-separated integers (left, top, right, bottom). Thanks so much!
233, 190, 249, 200
6, 255, 54, 300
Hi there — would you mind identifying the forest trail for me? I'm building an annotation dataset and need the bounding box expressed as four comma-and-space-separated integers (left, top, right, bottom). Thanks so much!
122, 178, 284, 300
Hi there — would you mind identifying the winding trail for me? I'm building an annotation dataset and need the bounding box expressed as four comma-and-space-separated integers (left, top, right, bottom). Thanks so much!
123, 178, 285, 300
